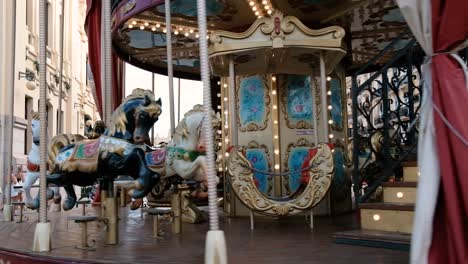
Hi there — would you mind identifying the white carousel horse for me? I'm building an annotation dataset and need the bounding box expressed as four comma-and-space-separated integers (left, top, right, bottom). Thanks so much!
23, 112, 85, 210
129, 105, 221, 200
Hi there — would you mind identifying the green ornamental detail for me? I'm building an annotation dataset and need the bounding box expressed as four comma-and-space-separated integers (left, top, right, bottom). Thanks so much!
167, 147, 204, 162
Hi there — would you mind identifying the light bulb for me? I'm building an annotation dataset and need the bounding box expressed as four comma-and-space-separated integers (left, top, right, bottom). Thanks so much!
128, 24, 134, 29
267, 10, 272, 14
163, 29, 167, 33
274, 120, 278, 125
396, 192, 404, 198
274, 149, 279, 155
252, 6, 257, 11
144, 22, 149, 26
217, 105, 221, 109
327, 76, 332, 81
217, 93, 221, 97
219, 167, 223, 172
329, 134, 334, 139
262, 0, 267, 4
156, 23, 161, 28
151, 27, 156, 31
274, 135, 278, 139
373, 214, 380, 221
195, 34, 199, 38
190, 29, 194, 33
327, 91, 332, 96
184, 32, 189, 37
249, 1, 255, 6
225, 152, 230, 157
328, 105, 333, 110
273, 105, 277, 110
265, 5, 270, 9
328, 120, 333, 124
274, 164, 280, 170
132, 21, 137, 25
272, 76, 276, 81
140, 25, 145, 30
272, 90, 277, 95
174, 30, 179, 35
223, 83, 228, 88
255, 11, 259, 15
224, 97, 228, 101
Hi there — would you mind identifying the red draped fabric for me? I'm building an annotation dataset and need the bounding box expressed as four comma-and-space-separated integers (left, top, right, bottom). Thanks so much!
85, 0, 124, 116
429, 0, 468, 263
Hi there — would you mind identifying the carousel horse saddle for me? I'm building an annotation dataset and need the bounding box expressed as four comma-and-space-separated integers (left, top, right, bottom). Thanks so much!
145, 148, 167, 171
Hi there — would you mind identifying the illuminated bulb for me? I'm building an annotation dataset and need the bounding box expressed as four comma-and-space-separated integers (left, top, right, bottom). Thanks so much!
224, 97, 228, 101
274, 149, 279, 155
265, 5, 270, 9
219, 167, 223, 172
132, 21, 137, 25
396, 192, 404, 198
274, 135, 278, 139
327, 91, 332, 96
151, 27, 156, 31
328, 105, 333, 110
224, 110, 228, 115
224, 125, 229, 129
184, 32, 189, 37
223, 83, 228, 88
217, 93, 221, 97
163, 29, 167, 33
174, 30, 179, 35
144, 22, 149, 26
418, 172, 420, 176
272, 76, 276, 81
225, 138, 229, 143
274, 120, 278, 125
140, 25, 145, 30
255, 11, 259, 15
273, 105, 277, 110
217, 105, 221, 109
373, 214, 380, 221
195, 34, 199, 38
272, 90, 277, 95
331, 149, 335, 153
179, 27, 183, 31
156, 23, 161, 28
190, 29, 194, 33
267, 10, 272, 14
258, 16, 262, 19
329, 134, 334, 139
252, 6, 257, 11
328, 120, 333, 124
274, 164, 280, 170
217, 81, 221, 85
225, 152, 230, 157
128, 24, 134, 29
217, 130, 222, 135
249, 1, 255, 6
327, 76, 332, 81
262, 0, 267, 4
218, 142, 222, 146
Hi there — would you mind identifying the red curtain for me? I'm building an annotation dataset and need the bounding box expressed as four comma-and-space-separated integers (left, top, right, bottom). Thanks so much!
85, 0, 124, 116
85, 0, 103, 114
429, 0, 468, 263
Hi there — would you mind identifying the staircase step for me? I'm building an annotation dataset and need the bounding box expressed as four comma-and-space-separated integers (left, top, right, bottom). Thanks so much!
333, 229, 410, 251
403, 165, 419, 182
360, 203, 414, 233
382, 182, 417, 203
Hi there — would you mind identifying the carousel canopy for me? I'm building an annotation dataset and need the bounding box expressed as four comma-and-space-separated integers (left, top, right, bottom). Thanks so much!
208, 11, 346, 76
111, 0, 409, 79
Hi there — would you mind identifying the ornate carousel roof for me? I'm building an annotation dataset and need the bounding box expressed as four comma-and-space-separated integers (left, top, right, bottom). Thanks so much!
112, 0, 409, 79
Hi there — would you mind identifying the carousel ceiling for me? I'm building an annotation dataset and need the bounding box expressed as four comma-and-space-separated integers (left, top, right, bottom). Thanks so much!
112, 0, 409, 79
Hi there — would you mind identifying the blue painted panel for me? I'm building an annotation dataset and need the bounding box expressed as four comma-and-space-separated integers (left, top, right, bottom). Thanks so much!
330, 78, 343, 128
162, 59, 200, 68
285, 75, 313, 125
156, 0, 223, 17
238, 75, 267, 129
288, 147, 310, 193
246, 149, 269, 194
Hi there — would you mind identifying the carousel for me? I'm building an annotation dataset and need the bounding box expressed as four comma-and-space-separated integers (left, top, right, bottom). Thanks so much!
1, 0, 466, 263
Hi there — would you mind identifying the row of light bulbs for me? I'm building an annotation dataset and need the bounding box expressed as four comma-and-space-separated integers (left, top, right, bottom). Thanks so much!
248, 0, 274, 19
127, 20, 209, 39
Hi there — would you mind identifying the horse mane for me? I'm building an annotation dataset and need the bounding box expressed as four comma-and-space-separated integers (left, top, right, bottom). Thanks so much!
106, 88, 158, 136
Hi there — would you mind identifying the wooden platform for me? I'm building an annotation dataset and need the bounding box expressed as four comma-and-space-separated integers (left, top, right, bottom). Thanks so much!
333, 229, 411, 251
0, 206, 409, 263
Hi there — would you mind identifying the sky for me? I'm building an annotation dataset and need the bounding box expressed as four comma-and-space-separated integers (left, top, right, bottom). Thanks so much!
124, 63, 204, 139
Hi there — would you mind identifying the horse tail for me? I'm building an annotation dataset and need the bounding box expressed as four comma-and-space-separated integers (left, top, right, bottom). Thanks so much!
48, 134, 86, 173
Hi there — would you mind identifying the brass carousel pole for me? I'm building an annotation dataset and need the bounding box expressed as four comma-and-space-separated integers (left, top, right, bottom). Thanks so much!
196, 0, 227, 263
33, 0, 51, 252
165, 0, 182, 234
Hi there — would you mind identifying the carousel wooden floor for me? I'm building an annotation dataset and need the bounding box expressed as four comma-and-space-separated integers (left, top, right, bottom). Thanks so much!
0, 205, 409, 264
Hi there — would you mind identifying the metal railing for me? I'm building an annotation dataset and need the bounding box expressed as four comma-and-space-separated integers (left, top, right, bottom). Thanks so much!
351, 30, 423, 204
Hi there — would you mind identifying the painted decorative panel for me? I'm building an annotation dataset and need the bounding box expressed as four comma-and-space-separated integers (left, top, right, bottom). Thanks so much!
284, 138, 314, 194
280, 75, 313, 129
330, 78, 343, 131
245, 142, 272, 195
237, 75, 270, 132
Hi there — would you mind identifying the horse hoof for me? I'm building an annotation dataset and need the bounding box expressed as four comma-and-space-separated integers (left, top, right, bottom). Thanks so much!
63, 200, 76, 211
46, 189, 54, 200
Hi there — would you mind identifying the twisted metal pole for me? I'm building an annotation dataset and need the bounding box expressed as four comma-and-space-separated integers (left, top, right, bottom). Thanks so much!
103, 0, 112, 123
196, 0, 218, 232
38, 0, 48, 224
57, 0, 65, 134
165, 0, 175, 135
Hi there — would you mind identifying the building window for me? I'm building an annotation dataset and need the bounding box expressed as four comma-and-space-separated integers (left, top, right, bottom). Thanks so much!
26, 0, 32, 29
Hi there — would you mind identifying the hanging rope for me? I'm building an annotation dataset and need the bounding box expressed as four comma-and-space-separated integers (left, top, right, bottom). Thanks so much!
165, 0, 176, 136
196, 0, 219, 231
38, 0, 47, 223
